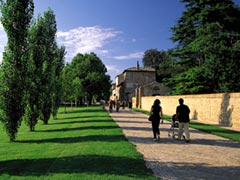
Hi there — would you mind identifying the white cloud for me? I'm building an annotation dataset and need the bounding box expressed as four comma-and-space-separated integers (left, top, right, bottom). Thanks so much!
106, 65, 121, 74
0, 22, 7, 63
113, 51, 144, 60
0, 21, 4, 29
99, 49, 109, 54
57, 26, 121, 61
105, 64, 122, 80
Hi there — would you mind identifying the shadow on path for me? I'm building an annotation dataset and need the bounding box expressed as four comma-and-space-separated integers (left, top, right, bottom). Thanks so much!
146, 161, 240, 180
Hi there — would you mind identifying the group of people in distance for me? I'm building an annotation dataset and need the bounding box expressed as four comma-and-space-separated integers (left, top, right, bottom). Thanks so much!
108, 99, 132, 112
150, 98, 190, 143
108, 99, 129, 112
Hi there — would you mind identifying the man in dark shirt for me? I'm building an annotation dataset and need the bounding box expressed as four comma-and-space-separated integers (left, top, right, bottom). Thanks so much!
176, 98, 190, 142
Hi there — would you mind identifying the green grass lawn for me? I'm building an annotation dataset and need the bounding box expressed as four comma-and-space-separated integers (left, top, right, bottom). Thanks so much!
0, 106, 157, 180
133, 108, 240, 142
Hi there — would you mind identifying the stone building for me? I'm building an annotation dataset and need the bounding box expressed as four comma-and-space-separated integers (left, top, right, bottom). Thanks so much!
139, 81, 172, 96
112, 64, 171, 104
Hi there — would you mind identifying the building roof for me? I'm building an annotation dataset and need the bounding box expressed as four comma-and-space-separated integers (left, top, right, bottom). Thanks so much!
115, 67, 155, 78
123, 67, 155, 73
141, 81, 161, 88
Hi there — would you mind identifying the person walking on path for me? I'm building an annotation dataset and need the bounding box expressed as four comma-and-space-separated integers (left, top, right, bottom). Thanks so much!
150, 99, 163, 141
176, 98, 190, 142
116, 100, 121, 112
109, 100, 113, 112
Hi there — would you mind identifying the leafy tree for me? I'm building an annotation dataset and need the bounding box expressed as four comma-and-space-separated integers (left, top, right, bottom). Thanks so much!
0, 0, 34, 141
142, 49, 181, 82
70, 53, 111, 105
61, 64, 77, 113
142, 49, 163, 68
156, 50, 181, 82
163, 66, 212, 95
191, 22, 240, 92
169, 0, 240, 94
72, 77, 83, 106
61, 64, 75, 103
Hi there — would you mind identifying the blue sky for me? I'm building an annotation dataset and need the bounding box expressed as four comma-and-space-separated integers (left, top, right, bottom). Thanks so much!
0, 0, 240, 81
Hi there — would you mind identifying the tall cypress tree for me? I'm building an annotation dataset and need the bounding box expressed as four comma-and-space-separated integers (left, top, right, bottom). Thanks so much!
51, 46, 65, 119
25, 10, 65, 127
39, 8, 58, 124
24, 15, 46, 131
0, 0, 34, 141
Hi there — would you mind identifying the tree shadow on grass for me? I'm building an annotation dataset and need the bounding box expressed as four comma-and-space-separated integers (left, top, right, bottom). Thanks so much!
0, 155, 153, 179
16, 134, 127, 144
190, 122, 240, 141
35, 125, 119, 133
55, 115, 110, 121
50, 119, 112, 125
189, 138, 240, 148
58, 108, 106, 114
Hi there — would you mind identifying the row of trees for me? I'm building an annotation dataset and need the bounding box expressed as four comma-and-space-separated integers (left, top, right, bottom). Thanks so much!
143, 0, 240, 94
0, 0, 65, 141
0, 0, 112, 142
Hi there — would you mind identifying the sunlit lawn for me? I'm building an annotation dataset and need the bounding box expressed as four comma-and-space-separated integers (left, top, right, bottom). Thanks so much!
0, 106, 157, 180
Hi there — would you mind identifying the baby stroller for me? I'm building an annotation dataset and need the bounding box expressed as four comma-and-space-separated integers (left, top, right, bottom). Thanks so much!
168, 114, 185, 139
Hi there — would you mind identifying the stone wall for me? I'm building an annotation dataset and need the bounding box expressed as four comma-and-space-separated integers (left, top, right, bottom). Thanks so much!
132, 93, 240, 129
